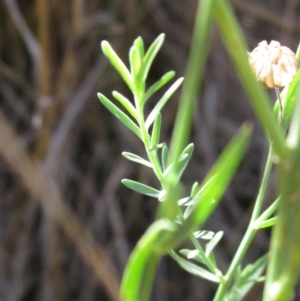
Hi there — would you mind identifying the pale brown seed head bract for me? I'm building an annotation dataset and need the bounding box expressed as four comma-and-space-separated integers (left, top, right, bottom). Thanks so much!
248, 40, 299, 88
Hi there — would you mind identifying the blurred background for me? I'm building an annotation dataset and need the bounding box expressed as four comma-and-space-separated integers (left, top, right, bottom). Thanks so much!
0, 0, 300, 300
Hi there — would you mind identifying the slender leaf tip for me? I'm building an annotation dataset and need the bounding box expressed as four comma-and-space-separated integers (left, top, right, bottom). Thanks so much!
100, 40, 109, 52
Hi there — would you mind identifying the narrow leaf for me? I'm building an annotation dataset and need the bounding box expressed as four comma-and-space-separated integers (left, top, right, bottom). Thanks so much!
186, 249, 200, 259
241, 254, 268, 281
142, 33, 165, 81
139, 255, 159, 301
180, 249, 205, 264
164, 144, 194, 178
184, 202, 198, 219
256, 197, 279, 225
122, 179, 160, 198
161, 145, 169, 172
143, 71, 176, 104
121, 219, 176, 301
205, 231, 223, 256
98, 93, 142, 139
146, 77, 184, 129
286, 83, 300, 151
255, 217, 278, 229
131, 37, 146, 93
101, 41, 133, 90
112, 91, 139, 120
122, 152, 152, 168
189, 124, 252, 226
129, 45, 142, 81
134, 36, 145, 60
178, 196, 193, 206
175, 143, 194, 181
234, 265, 242, 286
226, 254, 267, 301
170, 250, 220, 283
151, 113, 162, 148
191, 182, 200, 197
207, 252, 217, 271
194, 230, 215, 240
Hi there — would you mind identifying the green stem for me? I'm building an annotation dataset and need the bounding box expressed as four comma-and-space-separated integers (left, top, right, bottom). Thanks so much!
251, 148, 274, 222
135, 94, 166, 188
213, 148, 273, 301
139, 255, 160, 301
255, 197, 279, 226
168, 0, 213, 180
159, 0, 214, 221
263, 86, 300, 301
190, 235, 217, 273
213, 0, 288, 159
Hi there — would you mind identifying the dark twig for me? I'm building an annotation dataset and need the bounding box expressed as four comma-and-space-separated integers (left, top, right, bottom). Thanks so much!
3, 0, 40, 66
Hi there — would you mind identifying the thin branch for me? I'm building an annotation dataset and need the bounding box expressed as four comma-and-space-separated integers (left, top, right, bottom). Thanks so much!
45, 55, 106, 175
3, 0, 41, 65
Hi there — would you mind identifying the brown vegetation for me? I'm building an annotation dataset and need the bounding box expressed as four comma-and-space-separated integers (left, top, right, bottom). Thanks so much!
0, 0, 299, 300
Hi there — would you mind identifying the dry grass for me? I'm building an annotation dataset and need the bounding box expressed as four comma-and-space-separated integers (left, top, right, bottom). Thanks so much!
0, 0, 299, 300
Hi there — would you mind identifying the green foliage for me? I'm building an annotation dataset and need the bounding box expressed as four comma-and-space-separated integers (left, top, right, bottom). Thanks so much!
122, 152, 152, 168
170, 230, 224, 283
188, 125, 252, 226
121, 180, 160, 198
98, 93, 142, 139
120, 219, 176, 301
226, 255, 267, 301
213, 1, 300, 301
98, 0, 300, 300
145, 77, 184, 129
98, 32, 251, 300
101, 41, 133, 90
170, 250, 221, 283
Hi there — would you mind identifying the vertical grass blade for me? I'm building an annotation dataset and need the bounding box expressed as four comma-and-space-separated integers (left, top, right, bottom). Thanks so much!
213, 0, 288, 158
160, 0, 214, 221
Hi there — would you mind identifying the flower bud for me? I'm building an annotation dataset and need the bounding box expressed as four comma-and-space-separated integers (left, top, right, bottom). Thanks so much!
248, 40, 299, 88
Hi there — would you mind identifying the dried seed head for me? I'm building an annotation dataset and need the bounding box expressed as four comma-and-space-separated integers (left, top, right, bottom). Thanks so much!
248, 40, 299, 88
